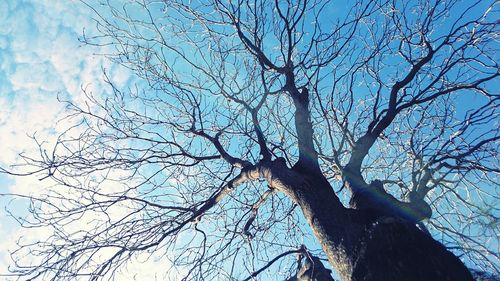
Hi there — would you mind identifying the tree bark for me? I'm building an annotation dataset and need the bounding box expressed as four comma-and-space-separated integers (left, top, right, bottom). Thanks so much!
281, 167, 474, 281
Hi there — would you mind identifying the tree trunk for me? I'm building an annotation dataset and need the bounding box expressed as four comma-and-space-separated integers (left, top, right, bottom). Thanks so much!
288, 170, 474, 281
347, 219, 474, 281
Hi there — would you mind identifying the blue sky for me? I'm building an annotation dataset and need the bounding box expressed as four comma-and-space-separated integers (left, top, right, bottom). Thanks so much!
0, 0, 91, 274
0, 0, 497, 280
0, 1, 147, 279
0, 2, 299, 279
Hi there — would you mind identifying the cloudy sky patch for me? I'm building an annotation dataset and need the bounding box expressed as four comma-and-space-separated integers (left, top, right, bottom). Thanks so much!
0, 1, 144, 279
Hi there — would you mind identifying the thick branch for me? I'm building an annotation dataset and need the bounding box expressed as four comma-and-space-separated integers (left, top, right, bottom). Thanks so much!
251, 109, 272, 161
348, 180, 432, 223
348, 45, 436, 172
242, 188, 274, 239
232, 19, 285, 73
243, 248, 303, 281
192, 129, 251, 168
286, 81, 320, 173
192, 165, 261, 222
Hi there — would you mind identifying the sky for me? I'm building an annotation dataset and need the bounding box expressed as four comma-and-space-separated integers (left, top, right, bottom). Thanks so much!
0, 2, 290, 279
0, 0, 497, 280
0, 0, 157, 279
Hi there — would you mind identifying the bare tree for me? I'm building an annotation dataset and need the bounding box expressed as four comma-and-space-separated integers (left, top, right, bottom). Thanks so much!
3, 0, 498, 280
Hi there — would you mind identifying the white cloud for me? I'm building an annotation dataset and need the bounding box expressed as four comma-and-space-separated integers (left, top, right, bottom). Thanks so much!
0, 0, 145, 279
0, 170, 176, 280
0, 0, 132, 166
0, 92, 61, 164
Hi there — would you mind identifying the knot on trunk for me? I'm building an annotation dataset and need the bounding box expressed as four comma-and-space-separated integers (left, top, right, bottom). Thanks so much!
287, 249, 336, 281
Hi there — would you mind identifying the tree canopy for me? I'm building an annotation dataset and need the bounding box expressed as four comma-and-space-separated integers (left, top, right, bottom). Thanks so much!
2, 0, 499, 280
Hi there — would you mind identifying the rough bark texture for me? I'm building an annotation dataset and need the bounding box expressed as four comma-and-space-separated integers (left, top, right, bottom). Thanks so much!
257, 82, 475, 280
293, 252, 336, 281
350, 219, 474, 281
283, 167, 474, 281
